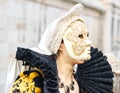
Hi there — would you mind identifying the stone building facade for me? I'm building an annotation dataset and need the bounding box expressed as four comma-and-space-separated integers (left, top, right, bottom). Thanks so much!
0, 0, 120, 92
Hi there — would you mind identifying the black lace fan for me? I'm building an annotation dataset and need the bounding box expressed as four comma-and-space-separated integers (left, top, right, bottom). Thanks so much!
76, 47, 113, 93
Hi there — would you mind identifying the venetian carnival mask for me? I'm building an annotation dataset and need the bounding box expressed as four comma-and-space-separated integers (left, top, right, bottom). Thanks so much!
63, 20, 91, 61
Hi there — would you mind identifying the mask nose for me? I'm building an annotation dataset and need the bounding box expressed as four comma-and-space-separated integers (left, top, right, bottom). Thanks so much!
86, 39, 91, 45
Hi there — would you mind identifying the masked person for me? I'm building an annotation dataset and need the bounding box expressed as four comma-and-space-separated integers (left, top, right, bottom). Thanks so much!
10, 3, 113, 93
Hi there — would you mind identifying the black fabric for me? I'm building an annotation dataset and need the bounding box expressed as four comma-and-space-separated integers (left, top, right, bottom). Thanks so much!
76, 47, 113, 93
15, 47, 113, 93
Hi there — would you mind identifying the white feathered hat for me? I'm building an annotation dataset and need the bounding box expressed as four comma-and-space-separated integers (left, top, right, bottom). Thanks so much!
37, 3, 84, 55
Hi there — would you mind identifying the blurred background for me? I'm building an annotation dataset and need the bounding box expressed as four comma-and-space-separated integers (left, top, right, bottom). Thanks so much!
0, 0, 120, 92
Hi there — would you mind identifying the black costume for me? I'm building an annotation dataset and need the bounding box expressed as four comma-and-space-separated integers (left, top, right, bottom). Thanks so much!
10, 47, 113, 93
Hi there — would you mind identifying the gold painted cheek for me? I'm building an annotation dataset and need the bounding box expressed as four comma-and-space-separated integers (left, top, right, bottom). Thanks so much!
66, 31, 87, 56
72, 41, 86, 56
72, 44, 83, 55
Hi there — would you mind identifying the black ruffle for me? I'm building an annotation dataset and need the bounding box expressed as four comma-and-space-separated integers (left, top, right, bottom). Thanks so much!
76, 47, 113, 93
16, 47, 59, 93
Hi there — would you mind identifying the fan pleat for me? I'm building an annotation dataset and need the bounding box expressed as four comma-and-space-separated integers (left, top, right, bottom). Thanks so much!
81, 71, 113, 77
80, 65, 111, 74
85, 81, 110, 93
81, 77, 112, 83
78, 56, 106, 69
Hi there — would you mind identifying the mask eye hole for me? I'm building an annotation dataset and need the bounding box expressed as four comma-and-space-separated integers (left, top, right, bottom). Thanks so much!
78, 34, 83, 39
87, 33, 89, 37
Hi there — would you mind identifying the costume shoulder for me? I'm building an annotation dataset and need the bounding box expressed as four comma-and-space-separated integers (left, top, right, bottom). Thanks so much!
10, 69, 44, 93
13, 47, 58, 93
76, 47, 113, 93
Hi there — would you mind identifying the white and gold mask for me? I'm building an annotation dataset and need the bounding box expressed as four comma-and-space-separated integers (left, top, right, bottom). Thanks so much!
63, 20, 91, 61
